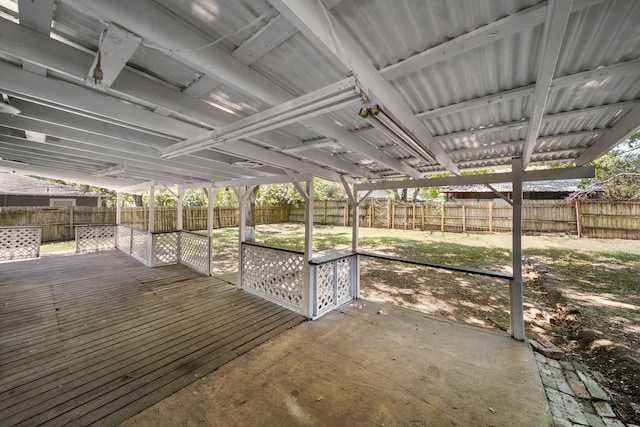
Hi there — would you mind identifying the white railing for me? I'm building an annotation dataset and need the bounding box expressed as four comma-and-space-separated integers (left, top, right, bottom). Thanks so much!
179, 231, 212, 275
311, 251, 357, 318
151, 231, 179, 267
241, 243, 305, 314
75, 225, 116, 253
0, 226, 41, 261
114, 225, 210, 275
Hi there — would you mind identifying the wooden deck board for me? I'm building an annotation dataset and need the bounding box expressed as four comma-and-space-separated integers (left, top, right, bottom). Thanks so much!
0, 251, 305, 426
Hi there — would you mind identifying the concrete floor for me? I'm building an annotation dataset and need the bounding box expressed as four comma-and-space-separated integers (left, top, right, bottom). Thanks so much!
121, 300, 552, 427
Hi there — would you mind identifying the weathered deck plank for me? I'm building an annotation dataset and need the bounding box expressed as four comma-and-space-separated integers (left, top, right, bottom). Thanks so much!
0, 251, 304, 426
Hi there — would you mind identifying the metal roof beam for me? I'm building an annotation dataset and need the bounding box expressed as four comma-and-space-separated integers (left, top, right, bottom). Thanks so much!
0, 19, 238, 128
0, 133, 237, 182
270, 0, 459, 175
576, 105, 640, 165
17, 0, 53, 76
355, 166, 595, 192
0, 62, 202, 139
76, 0, 423, 179
8, 101, 280, 175
232, 14, 298, 65
521, 0, 572, 168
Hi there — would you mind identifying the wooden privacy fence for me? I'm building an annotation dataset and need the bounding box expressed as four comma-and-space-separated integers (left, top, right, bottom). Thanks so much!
1, 200, 639, 242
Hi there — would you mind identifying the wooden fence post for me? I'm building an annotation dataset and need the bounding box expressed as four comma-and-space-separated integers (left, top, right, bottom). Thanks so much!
462, 205, 466, 232
368, 199, 373, 227
412, 204, 416, 229
489, 201, 493, 232
69, 206, 74, 238
575, 200, 582, 237
391, 200, 395, 229
440, 202, 445, 232
404, 203, 408, 229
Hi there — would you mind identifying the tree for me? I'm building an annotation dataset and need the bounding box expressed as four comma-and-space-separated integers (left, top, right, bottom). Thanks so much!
589, 131, 640, 200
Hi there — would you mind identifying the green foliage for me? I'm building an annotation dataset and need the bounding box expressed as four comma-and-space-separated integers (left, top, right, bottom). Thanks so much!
589, 131, 640, 200
256, 178, 341, 206
215, 189, 238, 207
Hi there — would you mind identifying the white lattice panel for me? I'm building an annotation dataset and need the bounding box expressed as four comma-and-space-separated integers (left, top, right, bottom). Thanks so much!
336, 257, 353, 304
242, 244, 304, 312
316, 263, 335, 312
313, 255, 355, 317
152, 232, 178, 266
76, 226, 116, 253
117, 225, 131, 254
131, 228, 150, 265
0, 227, 41, 261
179, 232, 210, 275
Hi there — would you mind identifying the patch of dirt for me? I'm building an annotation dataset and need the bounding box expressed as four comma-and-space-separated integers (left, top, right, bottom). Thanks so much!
359, 254, 640, 425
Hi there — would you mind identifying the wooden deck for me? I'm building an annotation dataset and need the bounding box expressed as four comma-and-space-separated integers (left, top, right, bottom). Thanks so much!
0, 251, 304, 426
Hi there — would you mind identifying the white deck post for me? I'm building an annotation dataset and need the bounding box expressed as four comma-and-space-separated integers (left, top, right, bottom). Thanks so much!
287, 172, 314, 317
205, 188, 218, 276
177, 187, 185, 231
510, 157, 525, 340
116, 192, 122, 225
148, 185, 155, 233
303, 178, 314, 317
235, 186, 253, 289
341, 176, 363, 298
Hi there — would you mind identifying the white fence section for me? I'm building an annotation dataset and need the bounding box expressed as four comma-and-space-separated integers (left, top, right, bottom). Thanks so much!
113, 225, 211, 275
241, 243, 305, 314
151, 232, 179, 267
0, 226, 41, 261
179, 231, 212, 275
75, 225, 117, 253
311, 251, 357, 318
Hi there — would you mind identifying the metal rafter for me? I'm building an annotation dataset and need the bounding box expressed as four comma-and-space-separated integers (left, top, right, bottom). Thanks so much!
17, 0, 53, 76
521, 0, 572, 168
76, 0, 424, 179
576, 105, 640, 166
270, 0, 460, 175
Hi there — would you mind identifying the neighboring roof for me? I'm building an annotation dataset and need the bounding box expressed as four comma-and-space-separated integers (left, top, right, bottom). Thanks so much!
0, 1, 638, 190
440, 179, 603, 194
0, 171, 106, 197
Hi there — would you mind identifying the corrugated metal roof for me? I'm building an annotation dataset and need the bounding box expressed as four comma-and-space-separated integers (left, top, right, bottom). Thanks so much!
0, 0, 638, 190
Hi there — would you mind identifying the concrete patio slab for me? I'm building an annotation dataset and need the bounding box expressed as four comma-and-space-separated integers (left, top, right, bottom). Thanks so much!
121, 300, 552, 427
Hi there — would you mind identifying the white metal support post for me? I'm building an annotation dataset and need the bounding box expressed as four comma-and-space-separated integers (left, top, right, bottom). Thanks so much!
206, 188, 218, 276
288, 172, 314, 317
235, 186, 255, 289
116, 192, 122, 225
510, 157, 526, 340
177, 187, 185, 230
340, 176, 371, 298
148, 185, 155, 233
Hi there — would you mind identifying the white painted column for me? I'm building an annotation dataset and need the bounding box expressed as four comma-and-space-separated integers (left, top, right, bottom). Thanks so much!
116, 192, 122, 224
303, 178, 314, 317
235, 186, 252, 289
206, 188, 218, 276
148, 185, 155, 233
177, 187, 185, 230
510, 157, 525, 340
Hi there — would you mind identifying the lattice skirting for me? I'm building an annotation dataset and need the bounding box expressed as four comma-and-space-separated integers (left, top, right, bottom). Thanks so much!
0, 227, 41, 261
179, 232, 210, 275
242, 244, 304, 313
314, 256, 356, 318
76, 225, 116, 253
